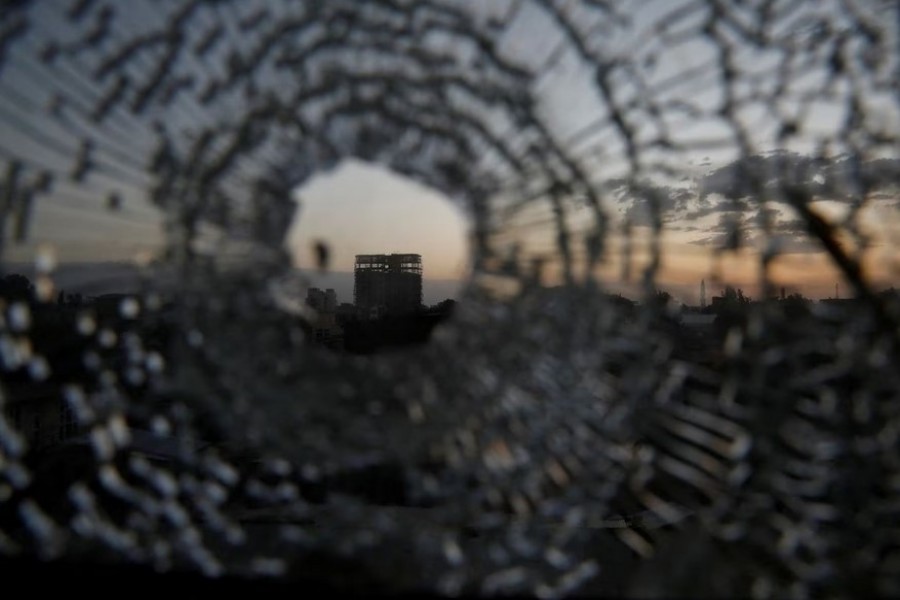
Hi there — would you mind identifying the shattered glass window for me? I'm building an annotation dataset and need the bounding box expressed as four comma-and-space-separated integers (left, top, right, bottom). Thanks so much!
1, 0, 899, 596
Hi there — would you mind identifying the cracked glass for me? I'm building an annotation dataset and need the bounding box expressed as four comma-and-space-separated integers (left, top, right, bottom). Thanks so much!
1, 0, 899, 596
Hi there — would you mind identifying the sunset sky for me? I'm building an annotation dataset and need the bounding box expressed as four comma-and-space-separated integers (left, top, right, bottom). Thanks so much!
1, 0, 898, 305
286, 159, 471, 282
7, 152, 897, 305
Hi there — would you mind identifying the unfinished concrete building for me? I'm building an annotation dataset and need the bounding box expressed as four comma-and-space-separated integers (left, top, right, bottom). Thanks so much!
354, 254, 423, 317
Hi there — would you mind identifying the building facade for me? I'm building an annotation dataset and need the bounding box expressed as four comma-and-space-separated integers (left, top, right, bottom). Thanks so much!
354, 254, 423, 317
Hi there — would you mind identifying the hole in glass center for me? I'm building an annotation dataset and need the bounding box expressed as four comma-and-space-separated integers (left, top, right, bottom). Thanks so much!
284, 159, 471, 354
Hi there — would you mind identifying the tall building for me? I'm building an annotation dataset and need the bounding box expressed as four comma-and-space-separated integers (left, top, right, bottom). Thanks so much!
306, 287, 326, 312
324, 288, 337, 313
354, 254, 423, 317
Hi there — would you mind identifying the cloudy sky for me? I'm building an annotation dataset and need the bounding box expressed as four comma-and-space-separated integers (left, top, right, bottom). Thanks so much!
1, 0, 898, 304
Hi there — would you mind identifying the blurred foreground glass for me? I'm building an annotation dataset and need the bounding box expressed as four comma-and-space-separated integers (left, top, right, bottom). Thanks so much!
1, 1, 899, 597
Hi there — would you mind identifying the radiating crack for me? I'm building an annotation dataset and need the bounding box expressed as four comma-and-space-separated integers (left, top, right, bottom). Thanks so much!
0, 0, 899, 597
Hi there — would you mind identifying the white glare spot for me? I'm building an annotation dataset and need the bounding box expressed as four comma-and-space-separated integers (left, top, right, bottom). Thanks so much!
119, 297, 140, 319
150, 416, 171, 436
443, 536, 464, 566
145, 352, 165, 373
35, 244, 57, 274
90, 427, 115, 462
0, 335, 25, 369
77, 313, 97, 336
19, 500, 62, 556
8, 303, 30, 332
63, 385, 94, 425
27, 356, 50, 381
35, 276, 54, 302
188, 330, 204, 347
98, 329, 117, 348
108, 413, 131, 447
6, 463, 30, 489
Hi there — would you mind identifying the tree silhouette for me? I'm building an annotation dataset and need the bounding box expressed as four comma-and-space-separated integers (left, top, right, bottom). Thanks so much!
712, 286, 751, 335
781, 292, 812, 319
721, 286, 750, 307
0, 273, 35, 302
650, 289, 673, 310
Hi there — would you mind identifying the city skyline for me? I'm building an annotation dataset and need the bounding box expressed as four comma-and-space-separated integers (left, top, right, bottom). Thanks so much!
6, 153, 897, 307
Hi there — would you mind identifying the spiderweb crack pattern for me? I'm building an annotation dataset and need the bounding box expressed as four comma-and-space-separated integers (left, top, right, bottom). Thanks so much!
0, 0, 899, 596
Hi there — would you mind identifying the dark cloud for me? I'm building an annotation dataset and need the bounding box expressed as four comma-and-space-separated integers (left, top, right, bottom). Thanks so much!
699, 152, 900, 206
772, 218, 807, 234
688, 229, 819, 254
678, 152, 900, 253
699, 151, 828, 202
612, 180, 695, 226
608, 153, 898, 255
